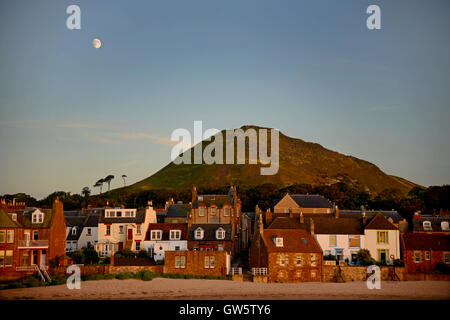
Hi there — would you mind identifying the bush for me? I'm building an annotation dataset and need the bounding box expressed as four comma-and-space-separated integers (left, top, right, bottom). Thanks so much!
393, 259, 404, 267
100, 257, 111, 265
49, 275, 68, 286
435, 262, 450, 274
82, 247, 100, 264
136, 270, 156, 281
103, 273, 115, 279
356, 249, 376, 266
324, 254, 336, 261
137, 249, 150, 258
70, 251, 84, 264
115, 272, 136, 280
114, 249, 137, 258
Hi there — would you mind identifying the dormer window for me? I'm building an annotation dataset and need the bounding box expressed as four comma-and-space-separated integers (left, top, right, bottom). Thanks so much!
216, 227, 225, 240
199, 207, 205, 217
224, 206, 231, 216
11, 213, 17, 221
211, 207, 217, 215
423, 221, 432, 231
170, 230, 181, 240
195, 227, 204, 240
274, 236, 283, 247
441, 221, 449, 231
151, 230, 162, 240
71, 227, 77, 236
32, 211, 43, 224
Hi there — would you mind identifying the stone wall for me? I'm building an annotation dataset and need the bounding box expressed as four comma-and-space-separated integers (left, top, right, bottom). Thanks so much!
322, 265, 406, 282
108, 265, 164, 274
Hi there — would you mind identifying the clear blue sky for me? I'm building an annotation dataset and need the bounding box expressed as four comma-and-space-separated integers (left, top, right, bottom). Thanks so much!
0, 0, 449, 199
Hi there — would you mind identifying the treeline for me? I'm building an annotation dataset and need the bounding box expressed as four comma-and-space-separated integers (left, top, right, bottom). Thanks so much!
2, 184, 449, 222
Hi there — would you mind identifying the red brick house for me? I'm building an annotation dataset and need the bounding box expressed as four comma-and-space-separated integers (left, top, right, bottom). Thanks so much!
401, 233, 450, 273
249, 217, 323, 283
0, 199, 66, 281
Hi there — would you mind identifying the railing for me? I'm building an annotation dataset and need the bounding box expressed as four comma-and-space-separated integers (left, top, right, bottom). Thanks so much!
231, 267, 242, 275
17, 240, 49, 248
252, 267, 268, 276
16, 265, 48, 272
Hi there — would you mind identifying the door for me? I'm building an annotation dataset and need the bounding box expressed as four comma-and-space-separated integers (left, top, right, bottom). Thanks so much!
118, 242, 123, 250
32, 251, 38, 265
40, 250, 46, 267
380, 251, 386, 264
127, 229, 133, 240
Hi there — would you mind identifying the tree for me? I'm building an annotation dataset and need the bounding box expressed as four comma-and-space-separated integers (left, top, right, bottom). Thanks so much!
94, 179, 104, 194
356, 249, 376, 266
103, 175, 115, 191
81, 187, 91, 197
122, 175, 127, 187
82, 247, 99, 264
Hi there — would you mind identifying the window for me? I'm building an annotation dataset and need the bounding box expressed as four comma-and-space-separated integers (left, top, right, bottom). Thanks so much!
135, 241, 141, 251
216, 228, 225, 240
295, 270, 302, 278
106, 225, 111, 235
349, 236, 360, 248
218, 245, 224, 251
32, 211, 43, 224
441, 221, 449, 231
205, 256, 215, 269
11, 213, 17, 221
296, 254, 303, 266
170, 230, 181, 240
211, 207, 217, 215
199, 207, 205, 217
311, 271, 317, 278
310, 254, 317, 266
278, 254, 287, 266
275, 237, 283, 247
0, 231, 5, 243
33, 230, 39, 240
175, 246, 180, 251
116, 211, 122, 217
444, 252, 450, 264
119, 226, 124, 234
224, 207, 231, 216
278, 271, 287, 278
87, 228, 92, 236
148, 246, 154, 258
24, 231, 30, 242
125, 211, 131, 217
6, 230, 14, 243
414, 252, 421, 263
151, 230, 162, 240
0, 251, 4, 266
425, 251, 430, 261
22, 251, 30, 266
71, 227, 77, 236
136, 225, 142, 234
329, 235, 337, 246
377, 231, 389, 244
4, 250, 13, 267
175, 256, 186, 268
423, 221, 432, 231
195, 228, 204, 240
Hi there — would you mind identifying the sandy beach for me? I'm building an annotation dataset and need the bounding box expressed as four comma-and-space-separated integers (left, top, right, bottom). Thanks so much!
0, 279, 449, 300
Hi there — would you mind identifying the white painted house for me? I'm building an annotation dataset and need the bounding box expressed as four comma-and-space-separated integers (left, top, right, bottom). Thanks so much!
95, 204, 156, 257
65, 213, 100, 253
143, 223, 188, 261
364, 213, 400, 264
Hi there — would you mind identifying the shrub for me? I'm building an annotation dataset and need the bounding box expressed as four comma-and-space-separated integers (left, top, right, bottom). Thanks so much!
82, 247, 100, 264
114, 249, 136, 258
103, 273, 115, 280
115, 272, 136, 280
324, 254, 336, 261
356, 249, 376, 266
48, 275, 68, 286
137, 249, 150, 258
393, 259, 404, 267
136, 270, 156, 281
435, 262, 450, 274
70, 251, 84, 264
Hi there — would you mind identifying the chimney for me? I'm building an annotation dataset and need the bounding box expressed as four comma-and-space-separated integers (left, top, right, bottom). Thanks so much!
335, 205, 339, 219
362, 211, 366, 225
300, 211, 304, 224
192, 186, 197, 203
147, 200, 153, 208
233, 185, 238, 207
265, 208, 273, 226
259, 212, 264, 235
309, 218, 314, 236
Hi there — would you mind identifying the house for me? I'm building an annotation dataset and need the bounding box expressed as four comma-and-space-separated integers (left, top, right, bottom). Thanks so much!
187, 224, 233, 253
412, 215, 450, 234
273, 194, 334, 216
338, 209, 408, 232
95, 202, 156, 257
189, 186, 242, 258
164, 250, 231, 277
65, 212, 99, 253
0, 199, 66, 281
249, 215, 323, 283
401, 233, 450, 273
363, 213, 400, 264
143, 223, 188, 261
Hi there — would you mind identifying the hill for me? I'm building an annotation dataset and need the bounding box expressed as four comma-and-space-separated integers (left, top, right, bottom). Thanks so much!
120, 125, 419, 195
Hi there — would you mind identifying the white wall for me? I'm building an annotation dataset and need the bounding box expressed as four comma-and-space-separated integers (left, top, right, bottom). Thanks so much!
315, 234, 365, 264
143, 240, 187, 261
364, 229, 400, 263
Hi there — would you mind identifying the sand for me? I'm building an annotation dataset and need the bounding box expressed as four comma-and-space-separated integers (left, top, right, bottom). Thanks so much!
0, 279, 449, 300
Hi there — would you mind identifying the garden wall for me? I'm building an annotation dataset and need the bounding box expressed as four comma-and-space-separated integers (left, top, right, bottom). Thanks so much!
322, 266, 406, 282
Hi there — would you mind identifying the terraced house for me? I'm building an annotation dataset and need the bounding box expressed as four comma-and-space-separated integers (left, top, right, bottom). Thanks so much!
143, 223, 188, 261
65, 210, 100, 253
249, 215, 323, 282
95, 202, 156, 257
0, 199, 66, 281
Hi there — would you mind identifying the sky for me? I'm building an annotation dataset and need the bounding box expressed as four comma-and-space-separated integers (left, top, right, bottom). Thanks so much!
0, 0, 449, 199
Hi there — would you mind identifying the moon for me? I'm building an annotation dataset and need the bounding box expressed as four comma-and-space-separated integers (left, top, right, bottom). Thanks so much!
92, 38, 102, 49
